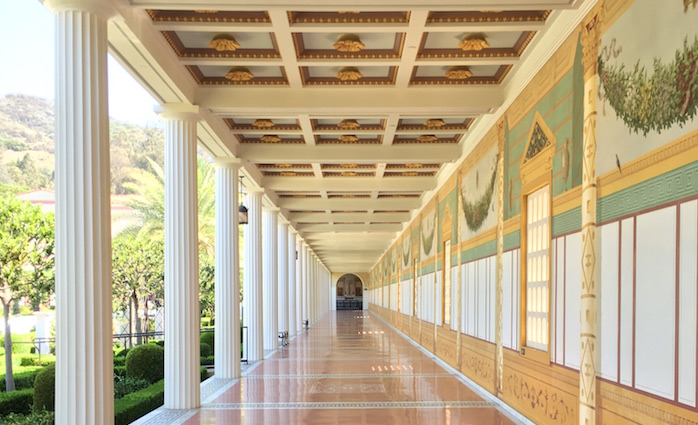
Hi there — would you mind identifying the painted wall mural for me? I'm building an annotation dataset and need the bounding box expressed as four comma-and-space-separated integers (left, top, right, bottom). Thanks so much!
421, 210, 436, 259
597, 0, 698, 175
461, 146, 499, 241
402, 236, 412, 271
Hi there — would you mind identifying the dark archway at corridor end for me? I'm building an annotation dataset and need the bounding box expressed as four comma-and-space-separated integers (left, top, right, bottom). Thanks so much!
336, 273, 363, 310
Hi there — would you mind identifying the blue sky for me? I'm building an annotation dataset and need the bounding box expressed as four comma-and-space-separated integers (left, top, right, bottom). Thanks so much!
0, 0, 160, 126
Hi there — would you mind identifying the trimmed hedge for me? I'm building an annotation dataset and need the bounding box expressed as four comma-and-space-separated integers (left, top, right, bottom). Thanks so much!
200, 342, 212, 358
125, 344, 164, 384
19, 356, 56, 367
200, 366, 208, 382
114, 366, 127, 378
0, 368, 43, 391
115, 348, 130, 358
33, 364, 55, 412
153, 340, 164, 348
0, 388, 34, 416
200, 355, 215, 366
114, 380, 164, 425
200, 332, 214, 350
1, 410, 54, 424
113, 356, 126, 367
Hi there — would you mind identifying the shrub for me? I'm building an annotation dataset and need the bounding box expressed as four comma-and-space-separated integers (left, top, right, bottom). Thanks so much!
0, 368, 43, 391
33, 364, 55, 412
114, 366, 127, 378
153, 340, 164, 348
200, 355, 215, 366
1, 410, 54, 425
113, 356, 126, 367
200, 342, 212, 358
19, 356, 55, 367
125, 344, 164, 384
114, 376, 151, 400
114, 380, 164, 425
200, 366, 208, 382
200, 332, 214, 350
115, 348, 130, 358
0, 388, 34, 416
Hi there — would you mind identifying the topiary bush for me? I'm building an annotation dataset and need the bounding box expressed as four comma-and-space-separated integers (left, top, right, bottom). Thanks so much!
33, 364, 55, 412
125, 344, 164, 384
200, 331, 214, 350
200, 355, 215, 366
153, 340, 164, 348
113, 356, 126, 367
114, 380, 164, 425
200, 342, 212, 358
114, 366, 127, 379
0, 368, 43, 391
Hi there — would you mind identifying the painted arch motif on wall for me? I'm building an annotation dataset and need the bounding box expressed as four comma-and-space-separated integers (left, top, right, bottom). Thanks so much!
597, 0, 698, 176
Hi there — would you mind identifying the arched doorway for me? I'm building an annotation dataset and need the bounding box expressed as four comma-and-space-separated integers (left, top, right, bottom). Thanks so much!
336, 274, 363, 310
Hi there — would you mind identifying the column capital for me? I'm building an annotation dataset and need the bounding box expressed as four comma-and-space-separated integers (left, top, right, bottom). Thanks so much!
155, 103, 201, 122
288, 227, 298, 235
44, 0, 117, 18
246, 187, 265, 196
279, 221, 290, 229
263, 206, 280, 214
211, 157, 243, 169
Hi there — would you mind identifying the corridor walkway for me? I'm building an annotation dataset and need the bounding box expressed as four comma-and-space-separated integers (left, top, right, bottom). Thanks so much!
182, 310, 524, 425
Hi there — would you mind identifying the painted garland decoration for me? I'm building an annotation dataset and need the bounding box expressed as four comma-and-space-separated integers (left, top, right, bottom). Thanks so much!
461, 166, 498, 232
421, 214, 436, 256
599, 36, 698, 135
402, 237, 411, 267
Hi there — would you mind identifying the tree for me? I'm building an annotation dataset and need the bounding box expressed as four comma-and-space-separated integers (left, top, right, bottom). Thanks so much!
112, 233, 164, 347
0, 196, 54, 391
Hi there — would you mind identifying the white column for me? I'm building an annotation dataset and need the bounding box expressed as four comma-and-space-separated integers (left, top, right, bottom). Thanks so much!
302, 244, 309, 324
263, 207, 278, 350
213, 160, 241, 379
296, 239, 303, 331
157, 104, 201, 409
288, 229, 297, 336
48, 1, 115, 422
243, 189, 264, 361
278, 222, 289, 333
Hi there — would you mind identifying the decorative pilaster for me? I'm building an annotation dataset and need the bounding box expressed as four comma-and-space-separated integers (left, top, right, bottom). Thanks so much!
495, 119, 505, 395
288, 229, 297, 336
157, 103, 201, 409
48, 1, 116, 422
580, 6, 603, 425
243, 189, 264, 361
278, 222, 289, 334
213, 159, 241, 379
263, 207, 279, 350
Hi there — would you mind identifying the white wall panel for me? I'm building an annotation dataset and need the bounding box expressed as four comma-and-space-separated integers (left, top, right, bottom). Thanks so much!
467, 262, 476, 335
461, 264, 467, 335
503, 251, 513, 349
514, 249, 520, 351
489, 257, 496, 342
554, 238, 565, 365
679, 200, 697, 406
435, 271, 443, 326
564, 232, 581, 370
477, 259, 487, 339
619, 218, 634, 386
450, 266, 458, 330
636, 206, 676, 400
599, 222, 619, 381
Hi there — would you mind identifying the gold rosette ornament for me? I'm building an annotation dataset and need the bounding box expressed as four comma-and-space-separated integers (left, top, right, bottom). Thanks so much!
225, 66, 254, 82
209, 34, 240, 52
458, 34, 489, 51
444, 66, 473, 80
336, 67, 363, 81
333, 34, 366, 52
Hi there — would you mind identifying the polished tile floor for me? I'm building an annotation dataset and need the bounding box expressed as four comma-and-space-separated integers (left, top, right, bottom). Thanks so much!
145, 311, 523, 424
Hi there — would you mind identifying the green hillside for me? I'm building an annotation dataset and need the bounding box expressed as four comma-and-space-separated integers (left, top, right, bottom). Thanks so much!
0, 94, 164, 195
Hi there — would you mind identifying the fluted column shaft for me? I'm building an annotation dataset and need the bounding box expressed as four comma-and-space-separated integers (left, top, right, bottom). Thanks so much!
213, 160, 241, 379
244, 189, 264, 361
296, 239, 303, 331
157, 104, 201, 409
303, 244, 309, 322
278, 223, 289, 333
48, 1, 115, 422
263, 208, 278, 350
288, 230, 297, 336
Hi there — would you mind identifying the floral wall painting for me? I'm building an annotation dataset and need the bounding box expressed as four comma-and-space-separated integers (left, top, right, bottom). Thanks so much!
597, 0, 698, 176
402, 236, 412, 270
390, 247, 398, 275
421, 210, 436, 259
461, 146, 499, 241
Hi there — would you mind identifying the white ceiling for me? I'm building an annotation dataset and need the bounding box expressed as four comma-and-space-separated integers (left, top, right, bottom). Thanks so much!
106, 0, 592, 272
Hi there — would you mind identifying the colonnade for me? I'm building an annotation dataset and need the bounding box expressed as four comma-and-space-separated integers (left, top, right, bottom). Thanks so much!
47, 0, 332, 421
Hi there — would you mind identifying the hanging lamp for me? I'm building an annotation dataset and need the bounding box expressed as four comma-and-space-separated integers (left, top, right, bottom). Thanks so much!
238, 176, 248, 225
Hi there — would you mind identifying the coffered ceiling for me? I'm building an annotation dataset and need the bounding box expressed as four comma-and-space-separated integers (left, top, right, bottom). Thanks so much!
108, 0, 590, 272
